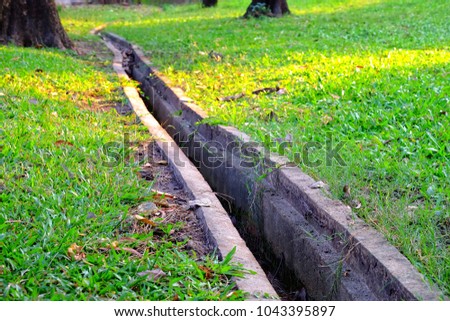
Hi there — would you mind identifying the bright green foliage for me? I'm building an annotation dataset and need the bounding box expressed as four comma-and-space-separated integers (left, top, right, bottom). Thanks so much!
59, 0, 449, 295
0, 45, 245, 300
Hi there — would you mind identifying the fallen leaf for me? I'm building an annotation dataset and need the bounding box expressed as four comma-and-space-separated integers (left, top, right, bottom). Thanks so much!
321, 115, 333, 125
134, 214, 157, 227
330, 94, 340, 100
152, 189, 175, 199
137, 269, 166, 280
198, 265, 213, 279
111, 241, 119, 249
55, 140, 74, 147
122, 247, 143, 258
67, 243, 85, 261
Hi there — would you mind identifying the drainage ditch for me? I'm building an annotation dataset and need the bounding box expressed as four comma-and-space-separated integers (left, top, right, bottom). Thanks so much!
103, 32, 442, 301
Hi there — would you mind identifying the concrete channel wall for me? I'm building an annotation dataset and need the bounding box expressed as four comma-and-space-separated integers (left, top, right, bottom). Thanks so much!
103, 32, 443, 301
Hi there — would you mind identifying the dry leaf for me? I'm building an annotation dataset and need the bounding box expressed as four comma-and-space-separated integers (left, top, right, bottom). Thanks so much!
134, 214, 157, 227
330, 94, 340, 100
152, 189, 175, 199
55, 140, 73, 146
137, 269, 166, 281
122, 247, 143, 258
67, 243, 85, 261
198, 265, 213, 279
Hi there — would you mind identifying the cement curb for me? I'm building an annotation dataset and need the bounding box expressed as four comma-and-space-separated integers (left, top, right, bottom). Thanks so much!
102, 32, 443, 301
103, 38, 279, 300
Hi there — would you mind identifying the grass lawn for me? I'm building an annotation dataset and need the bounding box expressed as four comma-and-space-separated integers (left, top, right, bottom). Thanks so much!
0, 34, 246, 299
60, 0, 449, 296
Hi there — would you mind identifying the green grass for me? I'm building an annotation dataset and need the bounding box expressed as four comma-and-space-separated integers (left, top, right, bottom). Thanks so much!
60, 0, 450, 296
0, 38, 247, 299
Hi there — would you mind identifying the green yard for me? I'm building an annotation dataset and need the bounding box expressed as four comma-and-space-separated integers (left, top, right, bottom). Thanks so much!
60, 0, 449, 295
0, 39, 245, 300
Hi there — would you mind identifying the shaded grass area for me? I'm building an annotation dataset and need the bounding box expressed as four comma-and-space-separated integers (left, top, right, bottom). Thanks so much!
0, 42, 246, 299
60, 0, 450, 295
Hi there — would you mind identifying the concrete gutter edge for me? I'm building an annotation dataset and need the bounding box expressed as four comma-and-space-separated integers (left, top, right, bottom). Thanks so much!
102, 32, 444, 301
103, 38, 279, 300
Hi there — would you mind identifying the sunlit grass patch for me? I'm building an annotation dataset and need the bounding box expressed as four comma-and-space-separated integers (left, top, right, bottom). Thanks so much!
0, 45, 246, 300
60, 0, 449, 295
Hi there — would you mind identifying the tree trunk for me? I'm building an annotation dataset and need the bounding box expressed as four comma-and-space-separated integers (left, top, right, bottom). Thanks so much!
202, 0, 217, 7
244, 0, 290, 18
0, 0, 73, 49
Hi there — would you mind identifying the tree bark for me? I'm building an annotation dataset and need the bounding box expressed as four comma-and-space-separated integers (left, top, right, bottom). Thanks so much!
244, 0, 290, 18
0, 0, 73, 49
202, 0, 217, 7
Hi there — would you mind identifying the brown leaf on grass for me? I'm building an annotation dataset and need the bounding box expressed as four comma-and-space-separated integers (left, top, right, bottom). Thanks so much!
330, 94, 340, 100
198, 265, 213, 280
321, 114, 333, 125
134, 214, 157, 227
67, 243, 85, 261
122, 247, 143, 258
137, 269, 166, 281
55, 140, 74, 147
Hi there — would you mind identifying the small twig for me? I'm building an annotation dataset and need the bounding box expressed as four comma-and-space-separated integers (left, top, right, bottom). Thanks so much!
217, 93, 245, 102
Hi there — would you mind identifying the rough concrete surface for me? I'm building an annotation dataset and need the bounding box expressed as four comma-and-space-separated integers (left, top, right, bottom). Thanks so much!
104, 37, 278, 300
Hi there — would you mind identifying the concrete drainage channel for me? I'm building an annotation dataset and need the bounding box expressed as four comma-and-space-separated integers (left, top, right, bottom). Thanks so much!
103, 32, 442, 301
